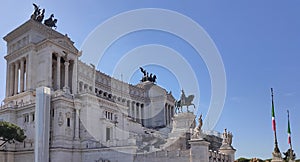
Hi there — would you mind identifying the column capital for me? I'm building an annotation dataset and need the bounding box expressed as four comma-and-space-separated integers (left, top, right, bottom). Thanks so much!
75, 107, 81, 112
55, 52, 64, 58
64, 61, 70, 66
20, 57, 26, 62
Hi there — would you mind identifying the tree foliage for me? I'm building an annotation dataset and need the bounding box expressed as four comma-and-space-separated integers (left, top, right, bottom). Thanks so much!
0, 121, 26, 147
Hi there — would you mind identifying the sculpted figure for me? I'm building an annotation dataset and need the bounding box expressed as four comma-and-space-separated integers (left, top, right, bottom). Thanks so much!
222, 128, 233, 146
179, 89, 195, 112
44, 14, 58, 29
192, 114, 203, 139
197, 114, 203, 130
31, 3, 40, 20
36, 9, 45, 22
139, 67, 157, 83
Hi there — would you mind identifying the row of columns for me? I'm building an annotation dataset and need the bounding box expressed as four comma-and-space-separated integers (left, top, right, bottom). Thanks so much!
129, 102, 144, 124
54, 53, 71, 93
78, 81, 93, 93
6, 53, 73, 96
7, 56, 28, 97
93, 87, 145, 125
165, 104, 174, 126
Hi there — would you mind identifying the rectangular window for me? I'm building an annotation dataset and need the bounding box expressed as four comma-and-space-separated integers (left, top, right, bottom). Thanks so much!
24, 114, 29, 123
31, 113, 35, 122
67, 118, 70, 127
106, 127, 111, 141
104, 111, 114, 121
51, 108, 55, 117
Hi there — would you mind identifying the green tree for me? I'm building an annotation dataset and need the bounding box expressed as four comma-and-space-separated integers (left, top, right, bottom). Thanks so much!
0, 121, 26, 147
236, 157, 250, 162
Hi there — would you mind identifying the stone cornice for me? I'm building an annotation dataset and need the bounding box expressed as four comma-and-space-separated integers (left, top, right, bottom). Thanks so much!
4, 43, 35, 61
36, 38, 78, 55
4, 19, 79, 59
4, 19, 64, 42
50, 37, 78, 54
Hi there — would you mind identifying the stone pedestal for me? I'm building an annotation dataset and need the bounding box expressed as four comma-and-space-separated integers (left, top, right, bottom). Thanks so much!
34, 87, 51, 162
271, 152, 283, 162
219, 145, 236, 162
169, 112, 195, 138
189, 139, 210, 162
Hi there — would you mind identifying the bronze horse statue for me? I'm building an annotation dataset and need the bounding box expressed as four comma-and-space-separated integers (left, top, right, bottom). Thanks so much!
44, 14, 57, 29
175, 89, 195, 113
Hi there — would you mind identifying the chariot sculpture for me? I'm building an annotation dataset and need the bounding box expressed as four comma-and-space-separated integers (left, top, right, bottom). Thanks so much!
31, 3, 57, 29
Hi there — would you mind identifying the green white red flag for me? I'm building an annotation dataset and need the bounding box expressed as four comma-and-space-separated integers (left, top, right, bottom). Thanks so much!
271, 88, 276, 131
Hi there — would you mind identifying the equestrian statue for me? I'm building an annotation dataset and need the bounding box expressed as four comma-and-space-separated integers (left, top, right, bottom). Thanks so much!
175, 89, 195, 113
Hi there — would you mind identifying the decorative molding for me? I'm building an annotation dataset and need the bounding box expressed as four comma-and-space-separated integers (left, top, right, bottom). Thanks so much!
5, 44, 34, 61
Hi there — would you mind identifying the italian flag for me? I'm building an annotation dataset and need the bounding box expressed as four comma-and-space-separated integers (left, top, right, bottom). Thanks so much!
271, 88, 276, 131
287, 114, 291, 144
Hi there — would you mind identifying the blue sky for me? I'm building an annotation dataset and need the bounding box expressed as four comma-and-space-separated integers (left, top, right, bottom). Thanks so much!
1, 0, 299, 159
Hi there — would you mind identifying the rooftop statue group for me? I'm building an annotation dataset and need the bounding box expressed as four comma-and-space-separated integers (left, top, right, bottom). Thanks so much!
31, 3, 57, 29
139, 67, 157, 83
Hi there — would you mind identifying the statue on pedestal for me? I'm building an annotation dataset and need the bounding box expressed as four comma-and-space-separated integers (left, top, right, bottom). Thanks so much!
283, 148, 296, 162
222, 128, 233, 146
191, 114, 203, 139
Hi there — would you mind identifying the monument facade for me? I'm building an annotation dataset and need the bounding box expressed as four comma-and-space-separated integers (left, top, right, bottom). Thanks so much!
0, 7, 235, 162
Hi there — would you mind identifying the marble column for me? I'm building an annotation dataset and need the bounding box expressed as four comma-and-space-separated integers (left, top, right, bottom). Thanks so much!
168, 105, 171, 125
140, 105, 144, 125
74, 107, 80, 140
26, 55, 30, 91
56, 54, 61, 90
138, 104, 142, 124
20, 58, 25, 92
5, 63, 10, 97
72, 59, 78, 94
132, 102, 135, 120
166, 105, 169, 125
135, 104, 139, 122
128, 102, 131, 117
14, 61, 19, 95
9, 64, 14, 96
165, 104, 167, 125
63, 60, 69, 93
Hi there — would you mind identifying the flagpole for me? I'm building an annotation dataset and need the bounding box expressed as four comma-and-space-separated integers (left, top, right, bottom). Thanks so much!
287, 110, 292, 150
271, 88, 280, 153
287, 109, 295, 161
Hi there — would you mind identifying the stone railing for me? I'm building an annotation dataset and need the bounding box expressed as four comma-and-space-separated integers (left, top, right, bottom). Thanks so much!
83, 139, 136, 149
209, 150, 230, 162
134, 149, 190, 162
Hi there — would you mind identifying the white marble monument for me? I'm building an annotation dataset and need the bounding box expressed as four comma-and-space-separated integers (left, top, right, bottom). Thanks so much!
0, 6, 236, 162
